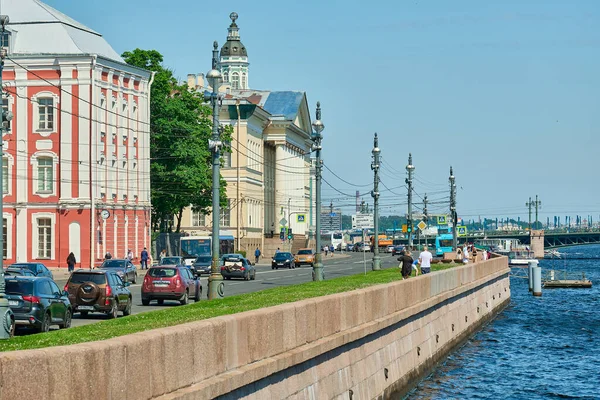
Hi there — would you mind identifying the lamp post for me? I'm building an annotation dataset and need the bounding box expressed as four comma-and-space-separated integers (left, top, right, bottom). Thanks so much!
207, 41, 224, 300
0, 15, 14, 339
311, 102, 324, 281
406, 154, 415, 249
371, 133, 381, 271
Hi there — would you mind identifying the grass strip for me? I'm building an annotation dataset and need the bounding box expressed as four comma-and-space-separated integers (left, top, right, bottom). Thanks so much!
0, 263, 457, 352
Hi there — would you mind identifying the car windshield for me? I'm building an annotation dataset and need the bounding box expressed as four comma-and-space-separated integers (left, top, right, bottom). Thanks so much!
195, 256, 212, 263
10, 264, 36, 273
297, 250, 312, 255
5, 281, 33, 295
100, 260, 126, 269
274, 253, 292, 260
161, 257, 181, 265
148, 268, 177, 278
69, 273, 107, 285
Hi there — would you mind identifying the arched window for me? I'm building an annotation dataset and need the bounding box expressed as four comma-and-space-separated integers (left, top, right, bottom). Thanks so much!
231, 73, 240, 89
223, 72, 229, 83
241, 73, 247, 89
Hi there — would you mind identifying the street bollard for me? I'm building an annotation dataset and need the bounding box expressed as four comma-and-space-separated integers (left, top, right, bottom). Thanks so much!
532, 266, 542, 297
528, 260, 537, 292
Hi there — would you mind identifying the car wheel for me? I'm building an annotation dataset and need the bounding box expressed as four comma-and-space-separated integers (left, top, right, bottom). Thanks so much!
108, 301, 118, 319
123, 298, 132, 316
39, 312, 51, 333
80, 310, 89, 317
288, 265, 292, 269
244, 272, 249, 281
142, 298, 150, 306
132, 273, 137, 284
271, 266, 275, 270
195, 286, 201, 302
180, 290, 189, 305
157, 299, 164, 306
251, 271, 256, 280
61, 309, 72, 329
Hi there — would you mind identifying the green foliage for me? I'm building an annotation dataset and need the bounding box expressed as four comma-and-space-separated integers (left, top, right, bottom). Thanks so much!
0, 263, 455, 352
235, 250, 247, 258
121, 49, 230, 232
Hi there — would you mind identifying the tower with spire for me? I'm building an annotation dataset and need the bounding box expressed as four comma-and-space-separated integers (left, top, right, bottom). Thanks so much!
220, 12, 249, 90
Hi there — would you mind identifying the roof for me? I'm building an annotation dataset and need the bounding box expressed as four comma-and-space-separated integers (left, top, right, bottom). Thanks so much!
1, 0, 124, 62
261, 91, 305, 120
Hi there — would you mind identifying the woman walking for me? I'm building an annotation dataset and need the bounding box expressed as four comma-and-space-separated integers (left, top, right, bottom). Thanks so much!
66, 252, 76, 273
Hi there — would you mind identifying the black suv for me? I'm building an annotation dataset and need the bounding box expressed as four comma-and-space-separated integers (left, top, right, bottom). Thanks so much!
5, 276, 72, 332
65, 269, 132, 318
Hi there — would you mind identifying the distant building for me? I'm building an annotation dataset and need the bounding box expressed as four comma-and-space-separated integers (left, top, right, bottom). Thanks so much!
1, 0, 152, 267
179, 13, 313, 253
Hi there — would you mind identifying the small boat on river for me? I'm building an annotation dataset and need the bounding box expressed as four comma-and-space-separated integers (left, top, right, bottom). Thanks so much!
508, 249, 537, 266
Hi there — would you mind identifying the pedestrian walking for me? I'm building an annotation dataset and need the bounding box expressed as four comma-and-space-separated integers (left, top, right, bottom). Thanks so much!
398, 250, 413, 279
126, 249, 134, 261
140, 247, 149, 270
324, 246, 329, 256
330, 244, 334, 257
254, 247, 261, 264
104, 252, 112, 260
160, 249, 167, 263
66, 252, 76, 273
412, 258, 420, 276
419, 245, 433, 274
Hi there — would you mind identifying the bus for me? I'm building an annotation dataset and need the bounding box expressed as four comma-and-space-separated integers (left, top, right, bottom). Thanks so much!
180, 232, 235, 266
331, 232, 344, 250
435, 234, 454, 256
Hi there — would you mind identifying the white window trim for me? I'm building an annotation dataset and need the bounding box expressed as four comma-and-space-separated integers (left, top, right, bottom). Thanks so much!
3, 212, 12, 260
31, 212, 56, 261
30, 151, 59, 198
2, 153, 14, 197
31, 91, 60, 137
2, 94, 14, 136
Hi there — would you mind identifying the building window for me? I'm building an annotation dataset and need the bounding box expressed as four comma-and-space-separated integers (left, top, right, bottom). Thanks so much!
220, 199, 231, 226
1, 98, 9, 134
2, 157, 7, 193
37, 157, 53, 193
192, 211, 205, 227
231, 73, 239, 89
223, 72, 229, 83
241, 73, 247, 89
38, 98, 54, 130
2, 218, 6, 260
37, 218, 52, 259
0, 31, 10, 52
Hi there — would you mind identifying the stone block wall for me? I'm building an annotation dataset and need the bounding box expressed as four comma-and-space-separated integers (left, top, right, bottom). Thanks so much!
0, 257, 510, 400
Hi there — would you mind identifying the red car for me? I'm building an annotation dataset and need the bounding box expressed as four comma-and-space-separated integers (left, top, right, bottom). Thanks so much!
141, 266, 202, 306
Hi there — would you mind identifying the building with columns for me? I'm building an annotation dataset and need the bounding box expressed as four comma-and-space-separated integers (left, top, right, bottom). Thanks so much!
1, 0, 153, 267
180, 13, 314, 254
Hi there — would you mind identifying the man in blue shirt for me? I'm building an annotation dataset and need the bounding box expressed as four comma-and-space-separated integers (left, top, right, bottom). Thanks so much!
140, 247, 149, 270
254, 247, 261, 264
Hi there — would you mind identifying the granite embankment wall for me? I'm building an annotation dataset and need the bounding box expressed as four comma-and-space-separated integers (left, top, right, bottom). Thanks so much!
0, 257, 510, 400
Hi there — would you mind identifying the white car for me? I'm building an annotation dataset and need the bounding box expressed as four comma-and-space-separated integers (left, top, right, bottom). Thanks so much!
357, 243, 371, 252
385, 245, 395, 253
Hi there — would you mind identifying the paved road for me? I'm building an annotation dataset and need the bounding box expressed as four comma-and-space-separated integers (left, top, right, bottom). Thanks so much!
18, 251, 402, 333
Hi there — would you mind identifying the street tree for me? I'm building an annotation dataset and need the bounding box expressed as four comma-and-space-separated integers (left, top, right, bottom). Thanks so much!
122, 49, 229, 232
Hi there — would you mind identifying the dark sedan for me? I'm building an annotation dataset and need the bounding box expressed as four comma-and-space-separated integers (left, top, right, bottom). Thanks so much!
98, 259, 138, 284
9, 263, 53, 279
5, 276, 72, 332
272, 252, 295, 270
220, 254, 256, 280
192, 255, 212, 276
4, 268, 36, 277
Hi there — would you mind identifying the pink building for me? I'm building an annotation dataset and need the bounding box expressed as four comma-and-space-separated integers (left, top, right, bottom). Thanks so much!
1, 0, 153, 267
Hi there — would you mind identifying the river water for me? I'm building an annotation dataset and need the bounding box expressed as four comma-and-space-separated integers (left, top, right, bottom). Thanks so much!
407, 245, 600, 399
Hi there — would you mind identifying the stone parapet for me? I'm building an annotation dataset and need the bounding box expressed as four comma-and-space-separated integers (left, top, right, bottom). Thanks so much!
0, 257, 510, 400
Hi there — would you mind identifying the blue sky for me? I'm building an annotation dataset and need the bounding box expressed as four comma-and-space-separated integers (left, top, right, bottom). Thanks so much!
45, 0, 599, 223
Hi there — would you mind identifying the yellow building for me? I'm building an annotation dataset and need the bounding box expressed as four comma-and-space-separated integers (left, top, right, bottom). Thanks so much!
179, 13, 314, 255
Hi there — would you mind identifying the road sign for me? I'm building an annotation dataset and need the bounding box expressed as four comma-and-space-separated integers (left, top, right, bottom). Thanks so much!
417, 221, 427, 231
457, 226, 467, 237
279, 218, 287, 226
352, 213, 374, 229
297, 214, 306, 223
437, 215, 447, 225
402, 224, 407, 233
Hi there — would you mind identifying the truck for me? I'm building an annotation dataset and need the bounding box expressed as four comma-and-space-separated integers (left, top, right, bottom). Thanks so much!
370, 234, 393, 250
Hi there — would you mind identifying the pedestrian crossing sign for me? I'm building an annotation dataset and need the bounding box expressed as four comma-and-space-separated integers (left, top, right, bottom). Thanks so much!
437, 215, 447, 225
457, 226, 467, 237
297, 214, 306, 223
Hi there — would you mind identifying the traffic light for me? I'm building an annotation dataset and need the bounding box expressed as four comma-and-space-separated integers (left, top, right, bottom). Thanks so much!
287, 228, 293, 240
279, 228, 285, 241
407, 220, 412, 233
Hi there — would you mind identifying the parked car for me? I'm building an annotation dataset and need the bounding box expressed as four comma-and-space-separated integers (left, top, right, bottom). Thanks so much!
221, 254, 256, 280
192, 255, 212, 276
64, 269, 132, 318
5, 276, 71, 332
272, 252, 295, 270
4, 268, 36, 277
392, 245, 405, 256
160, 256, 196, 276
97, 259, 138, 284
356, 243, 371, 252
9, 263, 53, 279
346, 243, 355, 252
385, 245, 395, 253
142, 265, 201, 306
294, 249, 315, 267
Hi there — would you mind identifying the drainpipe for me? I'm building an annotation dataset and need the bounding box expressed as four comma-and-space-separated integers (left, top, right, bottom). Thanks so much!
90, 55, 97, 269
236, 99, 241, 250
